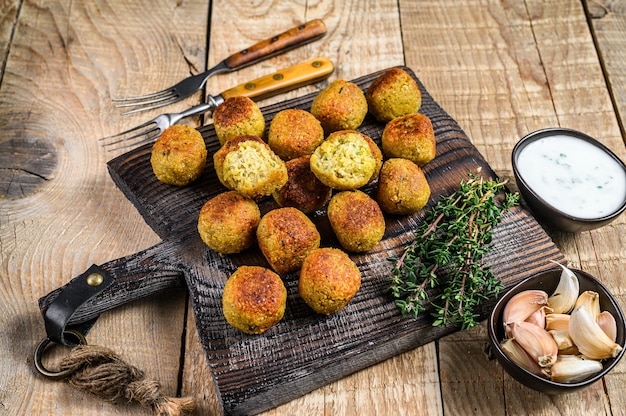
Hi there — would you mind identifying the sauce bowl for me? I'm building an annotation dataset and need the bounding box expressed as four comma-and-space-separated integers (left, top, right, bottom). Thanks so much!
488, 267, 626, 395
511, 128, 626, 232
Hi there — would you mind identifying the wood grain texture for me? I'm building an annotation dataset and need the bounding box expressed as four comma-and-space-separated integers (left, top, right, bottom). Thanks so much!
3, 0, 626, 415
89, 68, 564, 415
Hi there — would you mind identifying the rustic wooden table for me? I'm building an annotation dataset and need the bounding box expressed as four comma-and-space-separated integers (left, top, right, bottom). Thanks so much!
2, 1, 626, 415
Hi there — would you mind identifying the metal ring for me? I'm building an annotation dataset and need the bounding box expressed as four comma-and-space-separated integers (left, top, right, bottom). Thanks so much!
34, 329, 87, 380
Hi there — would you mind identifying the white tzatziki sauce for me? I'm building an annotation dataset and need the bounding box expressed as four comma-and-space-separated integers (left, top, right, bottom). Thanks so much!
516, 134, 626, 219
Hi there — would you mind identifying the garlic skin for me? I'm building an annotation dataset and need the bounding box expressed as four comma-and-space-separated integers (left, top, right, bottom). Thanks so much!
574, 291, 601, 320
597, 310, 618, 342
550, 355, 603, 383
549, 330, 578, 355
525, 305, 550, 328
503, 289, 549, 326
547, 264, 579, 314
569, 305, 623, 360
545, 313, 570, 332
500, 338, 550, 378
507, 321, 558, 368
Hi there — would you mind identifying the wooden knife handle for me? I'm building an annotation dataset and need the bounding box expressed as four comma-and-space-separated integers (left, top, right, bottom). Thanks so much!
219, 57, 334, 101
224, 19, 327, 69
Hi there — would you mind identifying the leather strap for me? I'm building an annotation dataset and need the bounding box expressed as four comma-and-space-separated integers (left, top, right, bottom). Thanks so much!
43, 264, 114, 346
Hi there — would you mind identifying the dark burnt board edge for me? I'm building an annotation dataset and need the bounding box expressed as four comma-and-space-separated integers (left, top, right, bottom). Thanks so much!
107, 67, 565, 415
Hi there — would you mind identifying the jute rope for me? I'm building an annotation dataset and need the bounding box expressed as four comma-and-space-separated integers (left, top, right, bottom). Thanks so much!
59, 344, 195, 415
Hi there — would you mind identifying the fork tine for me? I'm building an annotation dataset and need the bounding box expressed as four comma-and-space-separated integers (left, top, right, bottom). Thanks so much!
114, 91, 178, 110
119, 95, 184, 115
111, 86, 175, 103
99, 120, 159, 149
108, 130, 162, 151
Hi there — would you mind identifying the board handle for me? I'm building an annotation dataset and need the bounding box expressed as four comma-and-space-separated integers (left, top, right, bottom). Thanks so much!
37, 240, 185, 346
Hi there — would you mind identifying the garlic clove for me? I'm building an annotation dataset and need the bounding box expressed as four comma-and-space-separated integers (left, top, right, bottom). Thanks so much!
550, 355, 603, 383
507, 321, 558, 368
574, 291, 601, 320
597, 310, 618, 343
545, 313, 570, 332
525, 305, 551, 328
548, 329, 578, 354
547, 263, 579, 314
503, 289, 549, 329
500, 338, 550, 378
569, 305, 623, 360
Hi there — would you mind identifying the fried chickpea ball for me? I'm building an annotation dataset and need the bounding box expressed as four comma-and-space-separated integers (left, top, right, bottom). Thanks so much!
382, 113, 436, 166
272, 155, 332, 214
150, 125, 207, 186
222, 266, 287, 334
310, 79, 368, 134
298, 247, 361, 315
197, 191, 260, 254
213, 96, 265, 145
213, 135, 287, 200
310, 130, 377, 190
257, 207, 321, 275
366, 67, 422, 123
359, 132, 383, 184
267, 109, 325, 160
376, 158, 431, 215
327, 190, 385, 252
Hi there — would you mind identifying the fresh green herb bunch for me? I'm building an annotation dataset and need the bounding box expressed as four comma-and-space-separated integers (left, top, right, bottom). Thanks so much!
389, 173, 519, 329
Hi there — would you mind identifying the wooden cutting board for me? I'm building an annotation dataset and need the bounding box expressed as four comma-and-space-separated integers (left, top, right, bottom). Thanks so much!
95, 67, 563, 415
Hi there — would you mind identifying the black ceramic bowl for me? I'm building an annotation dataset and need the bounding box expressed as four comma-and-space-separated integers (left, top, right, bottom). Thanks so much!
512, 128, 626, 232
488, 267, 626, 394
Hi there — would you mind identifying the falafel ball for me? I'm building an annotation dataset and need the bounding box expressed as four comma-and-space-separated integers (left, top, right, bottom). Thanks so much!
272, 155, 332, 214
197, 191, 261, 254
310, 130, 377, 190
257, 207, 321, 275
382, 113, 436, 166
376, 158, 431, 215
298, 247, 361, 315
150, 125, 207, 186
267, 109, 325, 160
213, 135, 288, 199
366, 67, 422, 122
327, 190, 385, 252
213, 96, 266, 145
310, 79, 368, 134
222, 265, 287, 334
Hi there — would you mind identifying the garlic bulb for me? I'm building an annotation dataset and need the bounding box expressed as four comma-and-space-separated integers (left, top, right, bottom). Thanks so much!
574, 291, 601, 320
597, 310, 618, 342
545, 313, 570, 332
500, 338, 550, 378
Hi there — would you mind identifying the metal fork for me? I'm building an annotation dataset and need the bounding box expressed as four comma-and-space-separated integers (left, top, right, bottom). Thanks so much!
100, 57, 334, 150
112, 19, 326, 114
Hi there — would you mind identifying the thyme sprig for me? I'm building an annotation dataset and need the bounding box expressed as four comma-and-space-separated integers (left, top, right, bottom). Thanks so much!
389, 173, 519, 329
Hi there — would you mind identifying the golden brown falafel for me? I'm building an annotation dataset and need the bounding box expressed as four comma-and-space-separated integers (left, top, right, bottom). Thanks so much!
272, 155, 332, 214
213, 96, 265, 145
310, 79, 368, 134
267, 109, 325, 160
298, 247, 361, 315
197, 191, 261, 254
213, 135, 288, 199
366, 67, 422, 122
310, 130, 377, 190
150, 125, 207, 186
222, 266, 287, 334
382, 113, 436, 166
256, 207, 321, 275
376, 158, 431, 215
327, 190, 385, 252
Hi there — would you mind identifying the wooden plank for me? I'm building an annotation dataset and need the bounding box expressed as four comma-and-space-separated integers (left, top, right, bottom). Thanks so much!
400, 0, 626, 414
0, 0, 208, 414
101, 67, 564, 415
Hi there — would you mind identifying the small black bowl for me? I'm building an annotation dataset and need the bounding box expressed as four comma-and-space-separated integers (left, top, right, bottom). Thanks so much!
511, 128, 626, 232
488, 267, 626, 394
